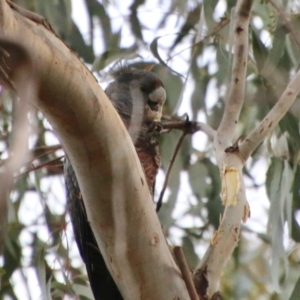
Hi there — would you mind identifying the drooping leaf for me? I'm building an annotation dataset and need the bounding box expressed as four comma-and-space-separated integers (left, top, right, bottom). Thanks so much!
129, 0, 145, 41
150, 37, 182, 77
279, 112, 300, 158
36, 250, 52, 300
266, 158, 291, 292
1, 232, 22, 298
170, 4, 202, 51
68, 22, 95, 64
203, 0, 219, 30
291, 165, 300, 242
72, 283, 94, 299
201, 158, 223, 228
86, 0, 112, 50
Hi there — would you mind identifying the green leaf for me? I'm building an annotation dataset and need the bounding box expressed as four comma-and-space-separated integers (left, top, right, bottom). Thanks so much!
47, 0, 73, 38
291, 165, 300, 242
92, 47, 138, 71
188, 161, 208, 200
202, 158, 223, 228
170, 4, 201, 51
279, 112, 300, 156
261, 26, 287, 78
266, 158, 292, 292
2, 236, 22, 296
252, 27, 268, 73
266, 157, 283, 200
182, 236, 199, 269
289, 275, 300, 300
86, 0, 112, 50
68, 22, 94, 64
129, 0, 145, 41
72, 283, 94, 299
203, 0, 219, 30
37, 252, 52, 300
149, 37, 176, 74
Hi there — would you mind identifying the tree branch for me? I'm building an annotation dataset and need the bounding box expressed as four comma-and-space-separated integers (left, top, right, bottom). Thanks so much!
0, 1, 190, 299
215, 0, 253, 152
239, 68, 300, 160
174, 247, 199, 300
193, 1, 254, 298
156, 131, 187, 212
162, 119, 216, 139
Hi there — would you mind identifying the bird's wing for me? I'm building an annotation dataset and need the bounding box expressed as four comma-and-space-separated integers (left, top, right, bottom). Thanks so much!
136, 139, 161, 196
64, 157, 123, 300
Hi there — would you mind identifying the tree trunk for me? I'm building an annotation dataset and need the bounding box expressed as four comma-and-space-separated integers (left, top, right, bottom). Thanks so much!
0, 1, 190, 299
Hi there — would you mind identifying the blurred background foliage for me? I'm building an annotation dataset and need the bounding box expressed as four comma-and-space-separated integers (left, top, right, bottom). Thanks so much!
1, 0, 300, 299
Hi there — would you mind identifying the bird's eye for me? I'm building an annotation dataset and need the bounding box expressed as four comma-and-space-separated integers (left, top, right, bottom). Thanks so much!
147, 99, 159, 111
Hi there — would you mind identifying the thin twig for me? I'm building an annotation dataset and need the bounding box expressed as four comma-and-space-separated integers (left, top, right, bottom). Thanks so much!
173, 247, 199, 300
156, 131, 187, 212
31, 145, 62, 162
167, 18, 230, 63
17, 155, 64, 177
162, 119, 215, 139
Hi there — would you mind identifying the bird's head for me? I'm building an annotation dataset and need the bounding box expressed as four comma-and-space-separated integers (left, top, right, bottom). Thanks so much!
111, 68, 166, 122
143, 85, 166, 122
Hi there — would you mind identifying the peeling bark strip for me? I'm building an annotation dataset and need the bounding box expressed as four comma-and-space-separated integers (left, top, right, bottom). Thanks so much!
0, 0, 190, 299
221, 164, 240, 206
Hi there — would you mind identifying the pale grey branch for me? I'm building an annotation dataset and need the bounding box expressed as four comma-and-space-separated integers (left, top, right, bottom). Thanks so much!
240, 68, 300, 160
215, 0, 254, 150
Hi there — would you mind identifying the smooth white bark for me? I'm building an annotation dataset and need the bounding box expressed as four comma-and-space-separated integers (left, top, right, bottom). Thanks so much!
215, 0, 253, 153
